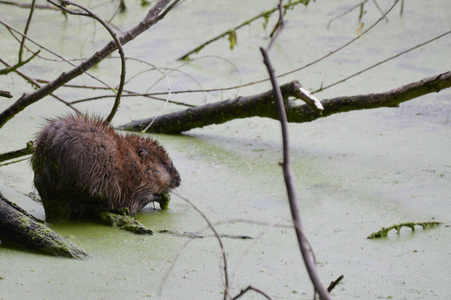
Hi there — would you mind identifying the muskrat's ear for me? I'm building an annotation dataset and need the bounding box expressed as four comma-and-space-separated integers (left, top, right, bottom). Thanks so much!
137, 148, 149, 158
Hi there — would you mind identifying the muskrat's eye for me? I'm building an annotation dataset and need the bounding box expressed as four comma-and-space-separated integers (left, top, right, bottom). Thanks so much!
138, 148, 149, 158
163, 162, 173, 172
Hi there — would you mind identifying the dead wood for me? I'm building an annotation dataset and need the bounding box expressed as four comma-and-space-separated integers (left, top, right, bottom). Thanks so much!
119, 71, 451, 134
0, 141, 34, 163
0, 190, 90, 258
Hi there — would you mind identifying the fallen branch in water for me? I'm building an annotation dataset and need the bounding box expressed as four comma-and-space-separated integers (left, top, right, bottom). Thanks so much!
158, 229, 252, 240
367, 222, 442, 239
0, 190, 90, 258
119, 71, 451, 134
99, 211, 154, 235
0, 90, 13, 98
0, 141, 34, 163
327, 275, 344, 293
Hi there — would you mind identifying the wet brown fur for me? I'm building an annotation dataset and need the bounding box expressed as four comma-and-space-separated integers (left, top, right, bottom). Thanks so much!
31, 115, 181, 222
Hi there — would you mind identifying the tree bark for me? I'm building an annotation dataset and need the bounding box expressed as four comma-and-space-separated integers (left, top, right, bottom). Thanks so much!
119, 71, 451, 134
0, 190, 90, 258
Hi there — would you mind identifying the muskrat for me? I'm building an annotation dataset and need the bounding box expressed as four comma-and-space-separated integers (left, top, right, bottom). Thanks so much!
31, 115, 181, 222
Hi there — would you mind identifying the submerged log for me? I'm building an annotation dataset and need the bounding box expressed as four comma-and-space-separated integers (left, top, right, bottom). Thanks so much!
0, 190, 90, 259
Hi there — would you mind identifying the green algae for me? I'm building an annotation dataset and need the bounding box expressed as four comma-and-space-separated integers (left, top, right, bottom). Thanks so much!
367, 222, 443, 239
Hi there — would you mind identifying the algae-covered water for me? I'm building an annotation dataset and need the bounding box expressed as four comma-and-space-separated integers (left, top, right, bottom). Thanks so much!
0, 1, 450, 299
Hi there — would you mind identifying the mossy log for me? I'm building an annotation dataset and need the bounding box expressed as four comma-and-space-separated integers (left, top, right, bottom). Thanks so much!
0, 191, 90, 258
99, 211, 154, 235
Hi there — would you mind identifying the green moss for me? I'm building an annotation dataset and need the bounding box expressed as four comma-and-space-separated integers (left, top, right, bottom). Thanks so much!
98, 211, 153, 235
367, 222, 442, 239
158, 191, 171, 210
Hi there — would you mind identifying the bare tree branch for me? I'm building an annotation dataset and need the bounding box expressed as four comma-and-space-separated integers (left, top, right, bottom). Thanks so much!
18, 0, 36, 63
0, 19, 116, 92
0, 0, 180, 129
0, 56, 81, 114
260, 1, 330, 298
177, 0, 400, 94
0, 50, 40, 75
177, 0, 309, 61
0, 0, 57, 10
315, 29, 451, 93
119, 71, 451, 134
47, 0, 127, 123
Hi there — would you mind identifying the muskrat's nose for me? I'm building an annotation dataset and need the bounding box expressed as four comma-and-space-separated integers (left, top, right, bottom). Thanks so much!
172, 173, 181, 188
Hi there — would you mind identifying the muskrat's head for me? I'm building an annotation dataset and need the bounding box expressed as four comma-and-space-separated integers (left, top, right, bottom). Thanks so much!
126, 135, 181, 191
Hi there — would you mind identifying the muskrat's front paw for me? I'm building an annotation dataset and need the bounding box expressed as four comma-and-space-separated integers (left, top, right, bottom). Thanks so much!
112, 207, 130, 216
157, 191, 171, 210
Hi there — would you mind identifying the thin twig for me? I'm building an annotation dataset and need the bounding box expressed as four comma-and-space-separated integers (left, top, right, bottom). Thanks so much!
47, 0, 126, 123
33, 56, 200, 107
372, 0, 389, 22
259, 1, 330, 299
232, 286, 272, 300
177, 0, 308, 60
228, 218, 287, 292
158, 217, 292, 299
0, 56, 81, 114
146, 0, 401, 97
18, 0, 36, 63
266, 1, 284, 51
327, 0, 369, 29
261, 48, 331, 300
0, 50, 40, 75
0, 0, 56, 10
277, 0, 400, 81
171, 191, 230, 300
0, 19, 115, 92
158, 229, 252, 240
156, 0, 181, 21
0, 0, 176, 129
327, 275, 344, 293
0, 157, 30, 167
314, 28, 451, 93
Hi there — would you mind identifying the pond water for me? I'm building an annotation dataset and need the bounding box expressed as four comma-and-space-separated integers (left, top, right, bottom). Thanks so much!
0, 0, 450, 299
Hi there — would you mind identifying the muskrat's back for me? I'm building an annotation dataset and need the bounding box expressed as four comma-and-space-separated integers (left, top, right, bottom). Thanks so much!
31, 115, 181, 222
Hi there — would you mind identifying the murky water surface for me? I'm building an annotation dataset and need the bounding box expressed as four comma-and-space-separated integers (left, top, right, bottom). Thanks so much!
0, 0, 450, 299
